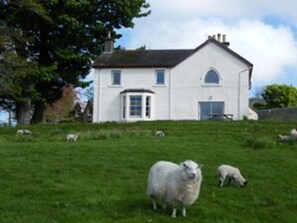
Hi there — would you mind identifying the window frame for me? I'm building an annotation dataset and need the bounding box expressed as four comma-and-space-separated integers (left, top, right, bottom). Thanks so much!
155, 70, 165, 85
111, 70, 121, 85
204, 70, 220, 84
129, 95, 142, 118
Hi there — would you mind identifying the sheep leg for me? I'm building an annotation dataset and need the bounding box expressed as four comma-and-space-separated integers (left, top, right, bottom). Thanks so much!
171, 207, 177, 218
182, 206, 187, 217
152, 199, 157, 210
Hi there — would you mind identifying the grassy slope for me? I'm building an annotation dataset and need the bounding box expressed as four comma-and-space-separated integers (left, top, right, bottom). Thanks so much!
0, 121, 296, 223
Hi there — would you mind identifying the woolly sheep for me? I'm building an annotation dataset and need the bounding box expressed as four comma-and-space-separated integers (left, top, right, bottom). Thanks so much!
147, 160, 203, 218
218, 164, 247, 188
16, 129, 32, 135
155, 130, 165, 137
278, 134, 291, 142
66, 133, 80, 142
289, 128, 297, 136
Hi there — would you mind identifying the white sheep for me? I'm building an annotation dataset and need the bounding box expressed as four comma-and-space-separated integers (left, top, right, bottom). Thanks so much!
16, 129, 32, 135
278, 134, 291, 142
289, 128, 297, 136
66, 133, 80, 142
218, 164, 247, 188
155, 130, 165, 137
147, 160, 203, 218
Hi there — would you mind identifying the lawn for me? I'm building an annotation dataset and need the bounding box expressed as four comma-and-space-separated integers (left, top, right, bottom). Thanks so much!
0, 121, 296, 223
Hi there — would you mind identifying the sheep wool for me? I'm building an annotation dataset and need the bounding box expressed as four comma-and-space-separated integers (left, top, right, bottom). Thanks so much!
218, 164, 247, 188
66, 134, 79, 142
147, 160, 203, 218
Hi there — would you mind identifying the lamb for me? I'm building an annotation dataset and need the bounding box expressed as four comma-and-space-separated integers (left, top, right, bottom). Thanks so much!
66, 133, 80, 142
218, 164, 247, 188
147, 160, 203, 218
289, 128, 297, 136
155, 130, 165, 137
277, 134, 291, 142
16, 129, 32, 135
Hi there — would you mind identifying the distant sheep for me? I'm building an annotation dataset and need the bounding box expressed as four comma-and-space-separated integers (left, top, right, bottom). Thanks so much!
218, 164, 247, 188
155, 130, 165, 137
16, 129, 32, 135
147, 160, 203, 218
289, 128, 297, 136
277, 134, 291, 142
66, 133, 80, 142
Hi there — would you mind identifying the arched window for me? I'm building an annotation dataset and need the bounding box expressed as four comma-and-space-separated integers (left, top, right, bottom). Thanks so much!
205, 70, 219, 84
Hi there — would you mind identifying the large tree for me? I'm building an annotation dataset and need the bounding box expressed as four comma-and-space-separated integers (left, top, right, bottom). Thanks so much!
0, 0, 150, 124
262, 84, 297, 108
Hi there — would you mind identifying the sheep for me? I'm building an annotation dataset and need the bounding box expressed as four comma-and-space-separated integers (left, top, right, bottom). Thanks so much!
147, 160, 203, 218
16, 129, 32, 135
289, 128, 297, 136
155, 130, 165, 137
218, 164, 247, 188
277, 134, 291, 142
66, 133, 80, 142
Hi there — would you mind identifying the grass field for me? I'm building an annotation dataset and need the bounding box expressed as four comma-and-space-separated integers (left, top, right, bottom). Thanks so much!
0, 121, 296, 223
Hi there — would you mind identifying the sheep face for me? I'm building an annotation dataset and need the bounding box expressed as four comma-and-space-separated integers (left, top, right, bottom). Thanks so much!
181, 160, 203, 180
233, 173, 247, 188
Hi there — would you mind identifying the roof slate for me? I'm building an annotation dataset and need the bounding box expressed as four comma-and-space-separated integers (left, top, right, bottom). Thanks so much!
92, 38, 253, 72
92, 49, 194, 68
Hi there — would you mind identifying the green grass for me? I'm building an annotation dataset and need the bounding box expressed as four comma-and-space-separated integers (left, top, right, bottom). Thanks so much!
0, 121, 296, 223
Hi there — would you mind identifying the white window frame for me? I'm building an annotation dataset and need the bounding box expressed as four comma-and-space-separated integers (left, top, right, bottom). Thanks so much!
111, 70, 121, 85
155, 70, 165, 85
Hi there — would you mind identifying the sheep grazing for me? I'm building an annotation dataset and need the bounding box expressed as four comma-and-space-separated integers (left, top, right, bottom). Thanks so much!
289, 128, 297, 136
147, 160, 203, 218
16, 129, 32, 135
66, 133, 80, 142
277, 134, 291, 142
218, 164, 247, 188
155, 130, 165, 137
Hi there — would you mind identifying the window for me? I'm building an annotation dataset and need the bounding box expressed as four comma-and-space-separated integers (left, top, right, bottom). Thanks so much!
205, 70, 219, 84
145, 96, 151, 118
199, 102, 224, 120
130, 96, 142, 117
155, 70, 165, 85
112, 70, 121, 85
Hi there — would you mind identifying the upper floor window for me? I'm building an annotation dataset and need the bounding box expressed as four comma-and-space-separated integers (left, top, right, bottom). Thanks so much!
112, 70, 121, 85
155, 70, 165, 85
205, 70, 219, 84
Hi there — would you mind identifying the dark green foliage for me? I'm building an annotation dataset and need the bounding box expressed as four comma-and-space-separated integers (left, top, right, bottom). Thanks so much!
0, 121, 296, 223
0, 0, 150, 123
262, 84, 297, 108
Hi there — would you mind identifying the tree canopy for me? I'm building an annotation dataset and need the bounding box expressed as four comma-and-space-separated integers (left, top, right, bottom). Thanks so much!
261, 84, 297, 108
0, 0, 150, 124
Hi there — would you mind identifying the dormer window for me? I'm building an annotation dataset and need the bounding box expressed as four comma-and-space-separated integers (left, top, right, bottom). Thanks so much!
205, 70, 219, 84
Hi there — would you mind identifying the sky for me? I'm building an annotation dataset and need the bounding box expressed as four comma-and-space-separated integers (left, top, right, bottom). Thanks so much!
115, 0, 297, 96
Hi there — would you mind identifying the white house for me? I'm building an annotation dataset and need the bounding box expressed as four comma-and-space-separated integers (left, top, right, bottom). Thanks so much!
92, 34, 253, 122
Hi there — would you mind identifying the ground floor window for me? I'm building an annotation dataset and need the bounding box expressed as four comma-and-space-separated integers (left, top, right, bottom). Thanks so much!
130, 96, 142, 117
199, 102, 224, 120
121, 89, 154, 121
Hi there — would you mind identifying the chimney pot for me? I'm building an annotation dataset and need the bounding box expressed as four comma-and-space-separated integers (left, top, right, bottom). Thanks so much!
217, 33, 221, 42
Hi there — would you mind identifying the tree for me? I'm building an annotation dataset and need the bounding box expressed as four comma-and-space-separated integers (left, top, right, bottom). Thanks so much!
262, 84, 297, 108
44, 86, 77, 123
0, 0, 150, 124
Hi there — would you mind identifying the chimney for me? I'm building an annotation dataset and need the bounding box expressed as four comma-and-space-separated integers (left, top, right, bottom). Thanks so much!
217, 33, 221, 42
104, 31, 114, 53
222, 34, 230, 47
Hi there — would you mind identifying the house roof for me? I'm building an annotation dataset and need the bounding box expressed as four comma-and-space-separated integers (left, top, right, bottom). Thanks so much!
92, 37, 253, 84
92, 49, 194, 68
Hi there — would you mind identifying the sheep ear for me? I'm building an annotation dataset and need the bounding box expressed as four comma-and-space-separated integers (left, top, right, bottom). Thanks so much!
182, 163, 188, 169
198, 164, 204, 169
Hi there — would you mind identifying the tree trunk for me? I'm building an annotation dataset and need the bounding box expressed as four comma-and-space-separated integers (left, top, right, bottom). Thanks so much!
16, 101, 32, 125
31, 101, 46, 124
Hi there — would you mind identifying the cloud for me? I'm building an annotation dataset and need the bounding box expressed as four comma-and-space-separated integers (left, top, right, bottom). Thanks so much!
119, 0, 297, 91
